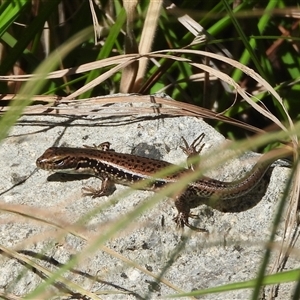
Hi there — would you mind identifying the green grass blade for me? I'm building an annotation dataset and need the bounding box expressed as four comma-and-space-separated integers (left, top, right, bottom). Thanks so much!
0, 0, 61, 76
0, 0, 29, 38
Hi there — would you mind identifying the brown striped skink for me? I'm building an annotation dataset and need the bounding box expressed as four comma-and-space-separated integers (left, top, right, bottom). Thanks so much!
36, 134, 291, 231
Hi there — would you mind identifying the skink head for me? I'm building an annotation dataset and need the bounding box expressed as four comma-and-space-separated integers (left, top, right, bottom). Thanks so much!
36, 147, 81, 172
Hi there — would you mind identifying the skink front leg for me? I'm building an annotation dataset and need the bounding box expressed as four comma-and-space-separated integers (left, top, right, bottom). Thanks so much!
82, 176, 116, 198
81, 142, 116, 197
83, 141, 115, 152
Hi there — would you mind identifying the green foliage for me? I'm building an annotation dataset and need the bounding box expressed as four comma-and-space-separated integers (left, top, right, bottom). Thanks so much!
1, 1, 299, 128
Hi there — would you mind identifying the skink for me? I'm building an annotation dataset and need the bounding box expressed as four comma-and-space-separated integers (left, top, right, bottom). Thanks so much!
36, 134, 291, 231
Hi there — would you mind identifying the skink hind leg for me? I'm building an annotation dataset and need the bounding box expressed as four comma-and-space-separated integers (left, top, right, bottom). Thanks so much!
82, 177, 116, 198
180, 133, 205, 171
173, 212, 208, 232
174, 195, 208, 232
173, 133, 208, 232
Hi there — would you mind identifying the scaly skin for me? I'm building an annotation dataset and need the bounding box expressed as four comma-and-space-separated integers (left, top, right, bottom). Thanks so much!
36, 134, 291, 231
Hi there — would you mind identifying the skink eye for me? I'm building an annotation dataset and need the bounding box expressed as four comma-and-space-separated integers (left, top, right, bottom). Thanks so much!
55, 159, 65, 167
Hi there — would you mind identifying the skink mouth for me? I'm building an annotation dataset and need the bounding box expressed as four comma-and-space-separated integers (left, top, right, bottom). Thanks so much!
36, 159, 53, 171
36, 158, 43, 168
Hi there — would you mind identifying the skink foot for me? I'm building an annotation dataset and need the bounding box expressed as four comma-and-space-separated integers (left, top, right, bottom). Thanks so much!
173, 212, 208, 232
